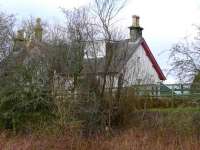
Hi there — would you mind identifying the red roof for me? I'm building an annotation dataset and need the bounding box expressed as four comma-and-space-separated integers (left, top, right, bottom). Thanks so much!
141, 39, 166, 80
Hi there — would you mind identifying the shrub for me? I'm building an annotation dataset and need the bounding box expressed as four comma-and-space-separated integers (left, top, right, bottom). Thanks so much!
0, 65, 55, 133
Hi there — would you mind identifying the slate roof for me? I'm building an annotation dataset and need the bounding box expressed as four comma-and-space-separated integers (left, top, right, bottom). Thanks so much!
0, 38, 166, 80
83, 38, 142, 73
83, 38, 166, 80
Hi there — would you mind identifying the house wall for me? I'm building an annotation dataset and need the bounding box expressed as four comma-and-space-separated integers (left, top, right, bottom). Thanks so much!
124, 45, 161, 85
83, 40, 162, 88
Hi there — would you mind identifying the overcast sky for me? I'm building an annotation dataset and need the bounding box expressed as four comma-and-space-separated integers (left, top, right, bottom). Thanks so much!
1, 0, 200, 83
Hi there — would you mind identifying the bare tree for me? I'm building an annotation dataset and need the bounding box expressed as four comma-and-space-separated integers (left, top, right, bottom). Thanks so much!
61, 7, 90, 91
20, 16, 35, 41
169, 34, 200, 82
91, 0, 127, 97
92, 0, 127, 40
45, 23, 68, 46
0, 12, 15, 59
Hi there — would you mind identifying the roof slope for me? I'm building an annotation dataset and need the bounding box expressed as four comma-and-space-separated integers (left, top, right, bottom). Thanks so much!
141, 39, 166, 80
83, 38, 166, 81
0, 38, 166, 80
83, 39, 142, 74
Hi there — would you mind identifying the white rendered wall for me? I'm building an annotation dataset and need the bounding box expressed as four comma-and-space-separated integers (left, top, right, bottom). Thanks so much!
124, 45, 161, 85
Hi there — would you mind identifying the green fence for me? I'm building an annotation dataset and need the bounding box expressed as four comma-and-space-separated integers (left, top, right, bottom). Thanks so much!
132, 83, 200, 100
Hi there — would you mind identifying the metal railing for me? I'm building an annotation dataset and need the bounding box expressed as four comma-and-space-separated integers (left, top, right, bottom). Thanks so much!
132, 83, 200, 100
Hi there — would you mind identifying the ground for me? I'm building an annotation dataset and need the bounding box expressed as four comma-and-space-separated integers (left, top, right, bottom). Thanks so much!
1, 107, 200, 150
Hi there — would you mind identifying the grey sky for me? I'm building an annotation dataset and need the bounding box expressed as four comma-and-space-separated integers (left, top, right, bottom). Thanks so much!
1, 0, 200, 83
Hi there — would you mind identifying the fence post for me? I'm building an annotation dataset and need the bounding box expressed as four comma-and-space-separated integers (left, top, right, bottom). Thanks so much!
172, 85, 175, 107
181, 84, 183, 95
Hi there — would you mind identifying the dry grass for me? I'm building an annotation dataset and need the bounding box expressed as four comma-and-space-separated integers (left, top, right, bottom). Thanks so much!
0, 128, 199, 150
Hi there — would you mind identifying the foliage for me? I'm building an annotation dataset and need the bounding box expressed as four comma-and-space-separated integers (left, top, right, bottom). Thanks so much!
193, 72, 200, 83
0, 65, 55, 132
75, 87, 141, 134
75, 92, 104, 134
0, 0, 152, 136
191, 73, 200, 93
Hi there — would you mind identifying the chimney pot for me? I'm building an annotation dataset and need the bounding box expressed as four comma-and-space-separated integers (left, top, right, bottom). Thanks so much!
132, 15, 140, 27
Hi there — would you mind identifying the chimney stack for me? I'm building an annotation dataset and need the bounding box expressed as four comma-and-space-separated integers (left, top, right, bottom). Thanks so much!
13, 30, 25, 52
16, 30, 24, 41
34, 18, 43, 42
129, 15, 143, 42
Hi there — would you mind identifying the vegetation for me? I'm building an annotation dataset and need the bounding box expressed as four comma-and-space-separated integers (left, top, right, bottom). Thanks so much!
0, 0, 132, 134
0, 12, 15, 59
0, 0, 200, 149
1, 108, 200, 150
0, 65, 55, 133
169, 28, 200, 82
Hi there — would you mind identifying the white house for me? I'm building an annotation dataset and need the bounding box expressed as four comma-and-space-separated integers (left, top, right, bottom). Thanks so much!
0, 16, 166, 90
83, 15, 166, 87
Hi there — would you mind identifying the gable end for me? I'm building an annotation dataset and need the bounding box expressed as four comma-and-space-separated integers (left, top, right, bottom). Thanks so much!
141, 39, 166, 80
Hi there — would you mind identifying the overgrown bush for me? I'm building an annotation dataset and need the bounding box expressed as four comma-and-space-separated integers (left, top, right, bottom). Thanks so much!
2, 64, 199, 136
0, 65, 55, 133
130, 107, 200, 136
75, 92, 104, 135
67, 85, 139, 134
